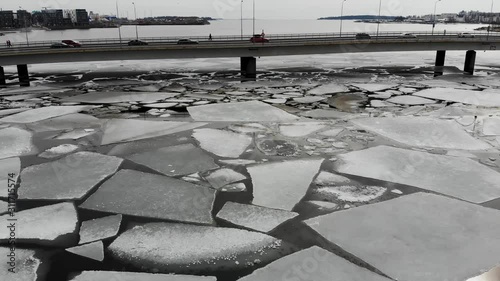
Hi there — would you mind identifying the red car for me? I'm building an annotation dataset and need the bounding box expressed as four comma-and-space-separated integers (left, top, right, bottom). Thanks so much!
250, 34, 269, 43
61, 40, 82, 47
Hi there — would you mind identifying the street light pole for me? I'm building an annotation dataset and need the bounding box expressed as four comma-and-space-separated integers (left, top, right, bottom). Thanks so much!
376, 0, 382, 39
488, 0, 494, 40
19, 6, 29, 47
132, 2, 138, 40
432, 0, 442, 35
241, 0, 243, 39
116, 1, 122, 47
253, 0, 255, 36
340, 0, 347, 37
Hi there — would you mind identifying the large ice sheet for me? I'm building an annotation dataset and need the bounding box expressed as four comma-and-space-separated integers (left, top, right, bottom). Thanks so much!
0, 106, 90, 123
193, 128, 253, 158
0, 202, 78, 247
238, 246, 391, 281
305, 193, 500, 281
414, 88, 500, 107
127, 143, 219, 176
100, 119, 206, 145
279, 122, 327, 137
351, 117, 490, 150
0, 127, 36, 159
188, 101, 299, 122
335, 146, 500, 203
483, 118, 500, 136
307, 83, 349, 95
216, 202, 298, 233
62, 91, 179, 104
108, 222, 293, 273
80, 170, 216, 225
249, 159, 323, 210
19, 152, 123, 201
69, 271, 217, 281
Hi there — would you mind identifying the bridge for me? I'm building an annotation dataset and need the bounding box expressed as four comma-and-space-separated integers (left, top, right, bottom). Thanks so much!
0, 31, 499, 86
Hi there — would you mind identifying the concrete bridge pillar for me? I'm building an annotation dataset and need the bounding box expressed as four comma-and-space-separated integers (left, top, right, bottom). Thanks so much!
434, 50, 446, 77
464, 50, 476, 75
0, 66, 5, 86
17, 64, 30, 87
241, 57, 256, 79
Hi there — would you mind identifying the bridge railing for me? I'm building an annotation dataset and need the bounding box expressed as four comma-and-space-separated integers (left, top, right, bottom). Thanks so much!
0, 31, 499, 49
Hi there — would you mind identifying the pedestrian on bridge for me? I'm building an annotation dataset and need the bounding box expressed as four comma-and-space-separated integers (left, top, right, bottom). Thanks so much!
209, 34, 212, 41
6, 40, 11, 48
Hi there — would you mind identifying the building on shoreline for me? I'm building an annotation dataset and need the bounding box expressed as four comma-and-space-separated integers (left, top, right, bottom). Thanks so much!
0, 10, 32, 29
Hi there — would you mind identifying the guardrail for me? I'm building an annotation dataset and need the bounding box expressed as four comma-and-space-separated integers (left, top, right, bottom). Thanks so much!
1, 31, 499, 50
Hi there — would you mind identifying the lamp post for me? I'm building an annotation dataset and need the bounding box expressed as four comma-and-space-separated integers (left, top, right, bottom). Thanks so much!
432, 0, 442, 35
376, 0, 382, 39
252, 0, 256, 36
116, 1, 122, 47
19, 6, 29, 47
340, 0, 347, 37
132, 2, 139, 40
488, 0, 494, 40
241, 0, 243, 39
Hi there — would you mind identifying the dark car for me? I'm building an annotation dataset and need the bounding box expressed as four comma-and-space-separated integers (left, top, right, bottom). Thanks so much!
128, 40, 148, 46
62, 40, 82, 47
177, 39, 199, 45
356, 33, 372, 39
250, 34, 269, 43
50, 42, 72, 48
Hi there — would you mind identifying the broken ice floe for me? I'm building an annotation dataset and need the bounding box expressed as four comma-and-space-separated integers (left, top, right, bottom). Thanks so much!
80, 170, 216, 225
318, 128, 344, 137
313, 185, 387, 203
293, 96, 326, 104
0, 157, 20, 188
108, 222, 293, 273
142, 103, 178, 109
351, 117, 490, 150
219, 159, 257, 166
0, 108, 30, 117
66, 241, 104, 262
54, 129, 96, 140
187, 101, 299, 122
193, 128, 252, 158
256, 138, 300, 156
386, 96, 436, 105
38, 144, 79, 159
26, 113, 101, 133
414, 88, 500, 107
238, 246, 391, 281
314, 171, 351, 185
482, 118, 500, 136
0, 106, 90, 124
216, 202, 298, 233
300, 109, 353, 119
0, 202, 78, 247
205, 168, 246, 189
417, 80, 478, 90
0, 248, 48, 281
249, 159, 323, 210
305, 193, 500, 281
19, 152, 122, 201
351, 83, 397, 92
335, 146, 500, 203
100, 119, 206, 145
79, 214, 122, 245
69, 271, 217, 281
62, 91, 179, 104
279, 122, 327, 137
0, 127, 36, 159
307, 83, 349, 95
127, 143, 219, 177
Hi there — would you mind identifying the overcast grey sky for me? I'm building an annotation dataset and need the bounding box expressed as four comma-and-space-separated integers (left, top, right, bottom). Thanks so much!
4, 0, 497, 19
